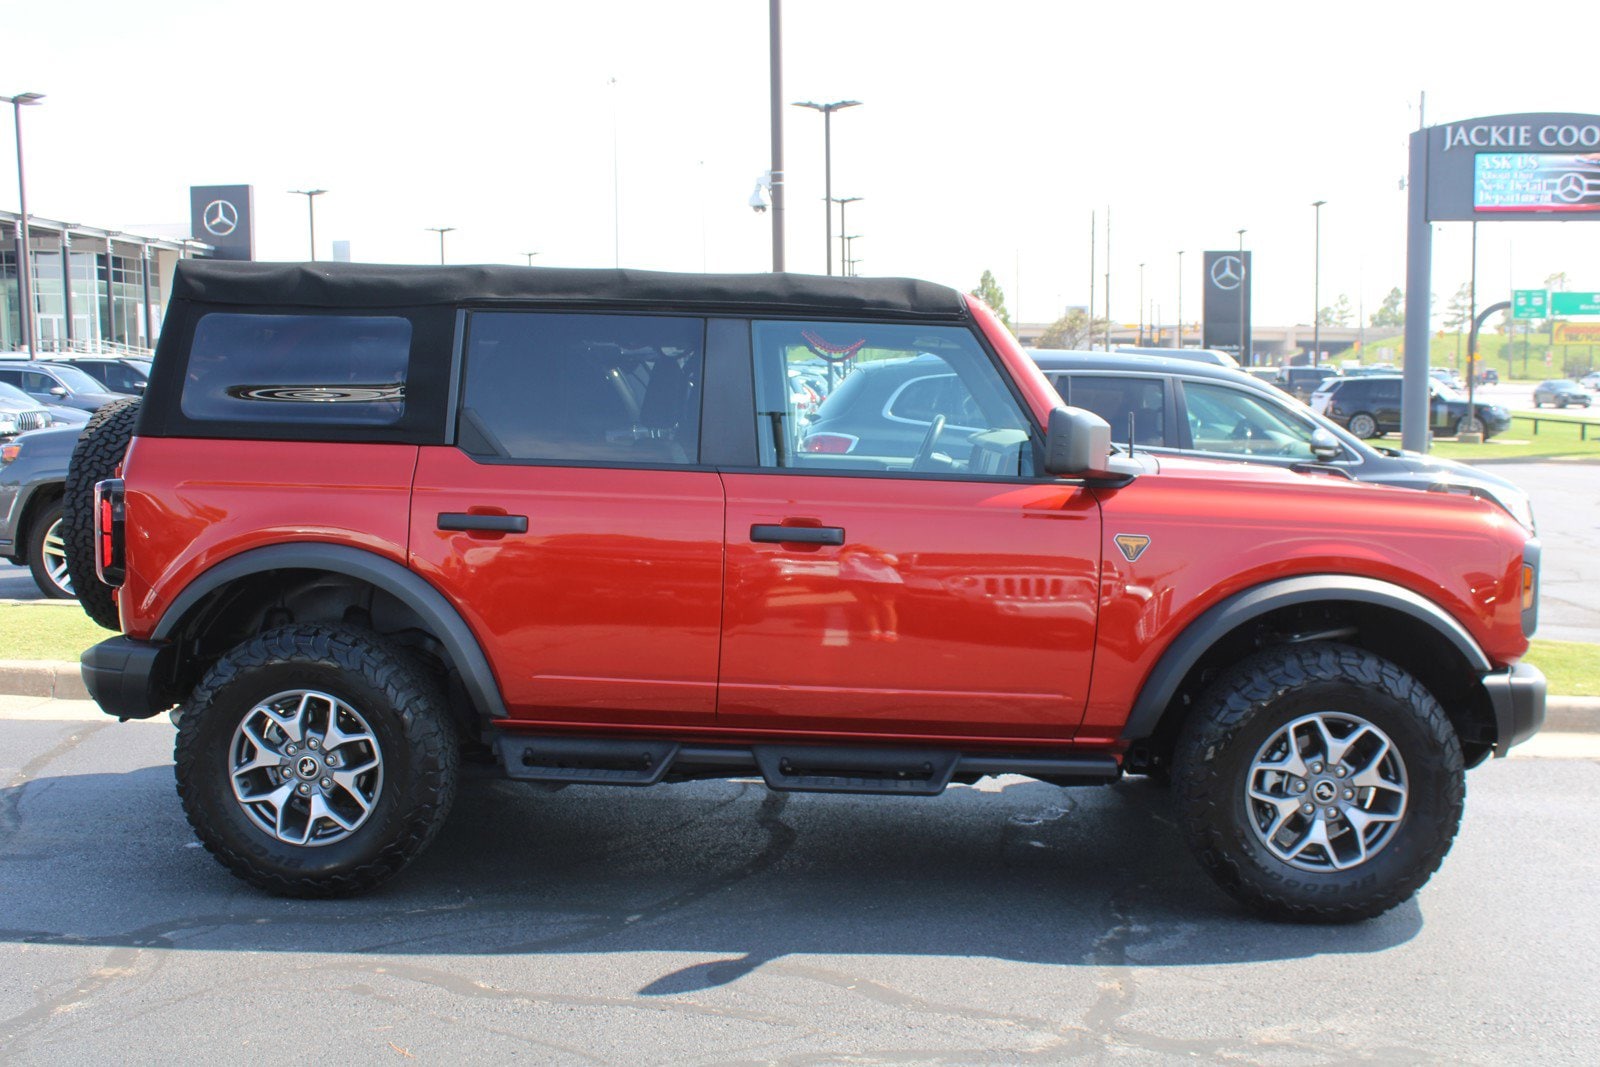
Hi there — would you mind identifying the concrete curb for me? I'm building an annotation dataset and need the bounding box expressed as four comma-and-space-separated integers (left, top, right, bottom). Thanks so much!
0, 659, 1595, 733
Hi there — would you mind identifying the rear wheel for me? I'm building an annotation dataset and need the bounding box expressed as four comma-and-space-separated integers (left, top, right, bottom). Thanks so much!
1172, 642, 1464, 922
174, 624, 459, 897
1346, 412, 1378, 439
63, 398, 141, 629
26, 500, 74, 599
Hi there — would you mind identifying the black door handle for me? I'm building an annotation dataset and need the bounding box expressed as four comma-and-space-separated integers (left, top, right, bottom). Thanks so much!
751, 524, 844, 545
438, 512, 528, 533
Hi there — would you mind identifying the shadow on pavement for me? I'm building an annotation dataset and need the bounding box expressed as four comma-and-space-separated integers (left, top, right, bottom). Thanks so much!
0, 764, 1423, 991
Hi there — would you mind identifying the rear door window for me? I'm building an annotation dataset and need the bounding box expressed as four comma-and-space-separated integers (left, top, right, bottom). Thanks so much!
458, 311, 704, 466
1047, 374, 1166, 446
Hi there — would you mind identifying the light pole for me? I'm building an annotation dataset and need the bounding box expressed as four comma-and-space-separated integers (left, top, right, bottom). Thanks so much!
833, 196, 861, 271
792, 99, 861, 275
1237, 228, 1248, 366
4, 92, 44, 358
767, 0, 785, 272
290, 189, 326, 261
425, 226, 454, 265
1138, 262, 1146, 345
1311, 199, 1326, 367
521, 251, 539, 266
1176, 250, 1185, 348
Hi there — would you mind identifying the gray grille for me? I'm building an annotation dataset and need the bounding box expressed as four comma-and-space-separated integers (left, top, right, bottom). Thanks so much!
18, 410, 51, 431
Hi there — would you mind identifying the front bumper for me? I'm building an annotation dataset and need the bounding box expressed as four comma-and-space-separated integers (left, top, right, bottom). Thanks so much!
1482, 662, 1547, 756
81, 636, 174, 720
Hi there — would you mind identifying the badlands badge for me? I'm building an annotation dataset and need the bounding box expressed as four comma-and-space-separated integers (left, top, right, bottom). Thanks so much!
1114, 534, 1151, 562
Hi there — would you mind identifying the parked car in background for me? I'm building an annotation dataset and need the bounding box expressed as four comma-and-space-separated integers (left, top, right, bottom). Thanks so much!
1113, 346, 1238, 368
0, 360, 134, 413
1531, 379, 1592, 408
0, 381, 58, 441
47, 356, 152, 396
1579, 370, 1599, 391
1279, 365, 1339, 402
0, 423, 82, 598
1032, 351, 1535, 532
1310, 375, 1512, 439
1430, 367, 1465, 391
1479, 368, 1500, 386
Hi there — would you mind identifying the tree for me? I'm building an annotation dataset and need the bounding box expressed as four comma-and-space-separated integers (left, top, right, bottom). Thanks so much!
1318, 294, 1353, 327
1370, 287, 1404, 328
970, 270, 1011, 331
1443, 282, 1473, 363
1035, 308, 1109, 350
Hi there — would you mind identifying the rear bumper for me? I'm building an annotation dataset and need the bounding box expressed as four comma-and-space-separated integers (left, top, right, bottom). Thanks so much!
1482, 662, 1546, 756
80, 636, 173, 720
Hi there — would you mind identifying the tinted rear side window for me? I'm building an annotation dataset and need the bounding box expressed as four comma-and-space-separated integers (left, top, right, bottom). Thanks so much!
459, 312, 704, 466
181, 313, 411, 425
1049, 374, 1166, 446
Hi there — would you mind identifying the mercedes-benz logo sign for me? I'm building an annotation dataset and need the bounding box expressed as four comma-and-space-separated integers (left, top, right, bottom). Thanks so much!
1556, 172, 1587, 203
1210, 255, 1245, 290
203, 199, 239, 237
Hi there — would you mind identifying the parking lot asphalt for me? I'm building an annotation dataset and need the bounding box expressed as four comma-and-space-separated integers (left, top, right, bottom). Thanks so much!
1, 696, 1598, 1062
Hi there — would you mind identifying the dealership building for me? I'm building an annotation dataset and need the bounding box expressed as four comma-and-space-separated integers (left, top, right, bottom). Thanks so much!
1, 208, 212, 355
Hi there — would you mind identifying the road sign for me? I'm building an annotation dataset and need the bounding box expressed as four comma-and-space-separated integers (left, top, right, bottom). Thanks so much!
1551, 292, 1600, 316
1512, 289, 1548, 318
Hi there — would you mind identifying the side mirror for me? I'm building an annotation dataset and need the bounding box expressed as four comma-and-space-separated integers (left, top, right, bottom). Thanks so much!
1309, 427, 1342, 463
1043, 406, 1114, 477
49, 386, 68, 398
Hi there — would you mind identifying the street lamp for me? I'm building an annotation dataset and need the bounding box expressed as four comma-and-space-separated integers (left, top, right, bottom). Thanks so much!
425, 226, 455, 265
289, 189, 326, 261
1138, 262, 1146, 345
1311, 199, 1326, 368
3, 92, 45, 358
833, 196, 861, 272
791, 99, 861, 275
1237, 228, 1249, 366
1176, 250, 1185, 348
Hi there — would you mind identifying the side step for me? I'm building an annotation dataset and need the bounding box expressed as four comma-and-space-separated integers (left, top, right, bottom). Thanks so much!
495, 734, 1120, 795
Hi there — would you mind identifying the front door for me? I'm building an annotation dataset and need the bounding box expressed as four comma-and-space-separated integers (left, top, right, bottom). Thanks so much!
718, 320, 1102, 741
409, 311, 725, 728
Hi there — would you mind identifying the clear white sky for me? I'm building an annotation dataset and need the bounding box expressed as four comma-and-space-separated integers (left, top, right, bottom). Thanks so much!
4, 0, 1596, 328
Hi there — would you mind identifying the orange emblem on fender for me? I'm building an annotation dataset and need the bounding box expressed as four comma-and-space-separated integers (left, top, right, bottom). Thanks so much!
1114, 534, 1151, 562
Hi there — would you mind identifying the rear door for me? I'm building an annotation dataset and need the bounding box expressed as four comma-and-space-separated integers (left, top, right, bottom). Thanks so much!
409, 311, 725, 727
718, 319, 1101, 741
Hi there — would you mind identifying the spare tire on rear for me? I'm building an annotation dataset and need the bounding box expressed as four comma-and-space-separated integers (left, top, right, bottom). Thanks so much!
63, 398, 141, 631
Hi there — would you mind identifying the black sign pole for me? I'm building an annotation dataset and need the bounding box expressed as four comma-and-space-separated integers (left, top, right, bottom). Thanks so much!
1402, 129, 1432, 452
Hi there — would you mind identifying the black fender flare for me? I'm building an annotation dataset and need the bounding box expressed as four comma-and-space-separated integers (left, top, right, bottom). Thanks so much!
1119, 574, 1491, 742
154, 543, 507, 720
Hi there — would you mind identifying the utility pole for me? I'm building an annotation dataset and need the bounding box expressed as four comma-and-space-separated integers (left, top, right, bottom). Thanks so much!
767, 0, 785, 271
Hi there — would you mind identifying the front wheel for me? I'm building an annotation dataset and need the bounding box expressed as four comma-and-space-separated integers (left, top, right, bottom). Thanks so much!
1346, 412, 1378, 439
1454, 415, 1483, 437
1172, 643, 1464, 922
26, 501, 75, 599
174, 624, 459, 897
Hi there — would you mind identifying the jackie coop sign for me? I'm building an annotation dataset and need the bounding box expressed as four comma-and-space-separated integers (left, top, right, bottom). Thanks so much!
1422, 113, 1600, 222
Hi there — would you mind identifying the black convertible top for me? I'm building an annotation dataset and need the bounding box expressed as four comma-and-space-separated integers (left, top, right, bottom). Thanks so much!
170, 260, 969, 321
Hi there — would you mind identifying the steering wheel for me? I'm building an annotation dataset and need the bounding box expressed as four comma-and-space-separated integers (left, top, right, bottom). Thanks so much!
912, 414, 946, 470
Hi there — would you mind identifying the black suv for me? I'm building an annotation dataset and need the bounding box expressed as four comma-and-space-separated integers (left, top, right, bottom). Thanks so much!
47, 356, 152, 396
1032, 351, 1534, 531
1310, 375, 1511, 440
0, 360, 134, 413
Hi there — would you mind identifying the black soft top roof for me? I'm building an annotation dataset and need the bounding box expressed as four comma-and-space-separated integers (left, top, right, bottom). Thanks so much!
170, 260, 969, 321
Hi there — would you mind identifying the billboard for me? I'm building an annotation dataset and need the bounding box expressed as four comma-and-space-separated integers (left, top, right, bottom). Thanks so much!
1201, 250, 1252, 360
189, 185, 255, 260
1474, 153, 1600, 213
1422, 114, 1600, 222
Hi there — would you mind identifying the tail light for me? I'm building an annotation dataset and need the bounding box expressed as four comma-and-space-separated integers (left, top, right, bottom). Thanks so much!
94, 478, 126, 587
801, 433, 858, 455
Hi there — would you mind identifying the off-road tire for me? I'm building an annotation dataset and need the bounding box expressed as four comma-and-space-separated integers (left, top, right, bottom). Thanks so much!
1172, 642, 1464, 923
174, 624, 459, 898
26, 500, 74, 599
62, 398, 141, 629
1346, 412, 1379, 439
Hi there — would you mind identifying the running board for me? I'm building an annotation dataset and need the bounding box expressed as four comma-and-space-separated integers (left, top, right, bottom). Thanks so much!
494, 734, 1120, 794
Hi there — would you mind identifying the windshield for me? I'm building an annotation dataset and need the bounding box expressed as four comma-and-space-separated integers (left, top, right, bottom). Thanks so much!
1431, 380, 1465, 401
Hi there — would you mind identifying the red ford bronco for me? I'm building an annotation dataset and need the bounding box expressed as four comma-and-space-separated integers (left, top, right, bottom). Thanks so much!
69, 261, 1544, 920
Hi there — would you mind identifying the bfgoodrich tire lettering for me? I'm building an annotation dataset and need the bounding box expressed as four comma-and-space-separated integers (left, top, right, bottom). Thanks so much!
1172, 642, 1464, 922
174, 624, 459, 897
63, 397, 140, 629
